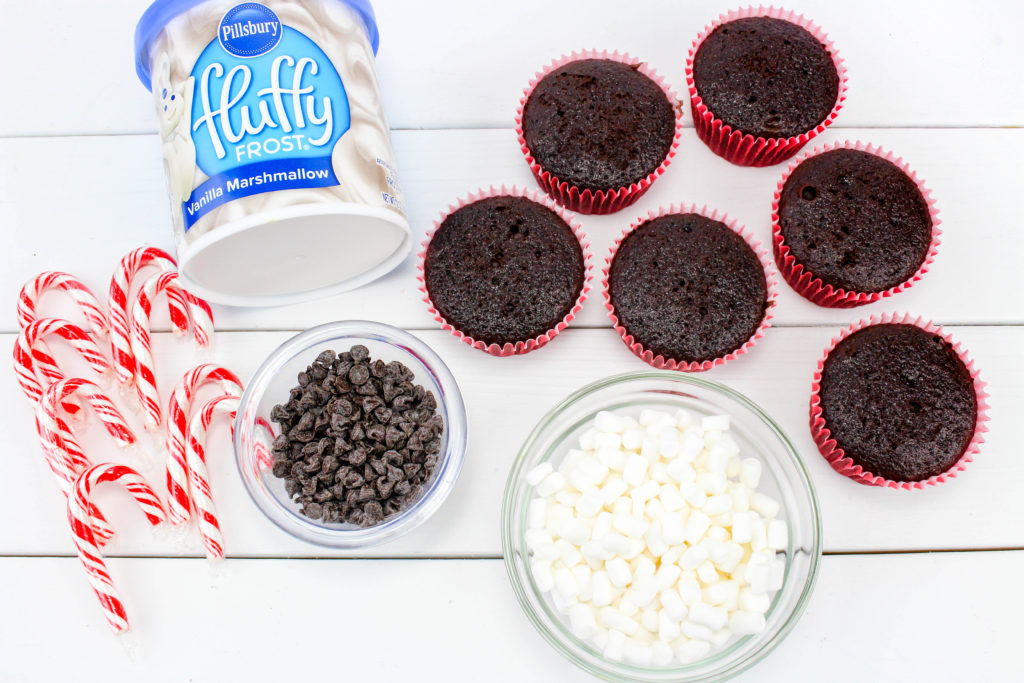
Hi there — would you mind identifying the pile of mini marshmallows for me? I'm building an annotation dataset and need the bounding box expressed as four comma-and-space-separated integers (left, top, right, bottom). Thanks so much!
524, 409, 787, 667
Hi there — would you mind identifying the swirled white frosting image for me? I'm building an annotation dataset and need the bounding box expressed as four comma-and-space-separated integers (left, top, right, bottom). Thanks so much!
138, 0, 410, 304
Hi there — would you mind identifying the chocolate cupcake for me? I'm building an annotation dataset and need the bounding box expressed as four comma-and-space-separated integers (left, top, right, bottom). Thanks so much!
516, 50, 682, 214
773, 142, 940, 307
419, 187, 590, 356
810, 314, 988, 489
686, 8, 846, 166
604, 206, 775, 371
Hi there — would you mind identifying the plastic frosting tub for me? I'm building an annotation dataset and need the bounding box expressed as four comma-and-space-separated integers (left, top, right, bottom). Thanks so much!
134, 0, 410, 306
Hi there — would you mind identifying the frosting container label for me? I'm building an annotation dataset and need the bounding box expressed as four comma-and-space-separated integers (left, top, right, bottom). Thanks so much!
183, 3, 349, 228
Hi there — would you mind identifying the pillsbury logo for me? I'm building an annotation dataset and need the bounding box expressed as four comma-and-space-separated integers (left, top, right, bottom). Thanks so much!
218, 3, 282, 58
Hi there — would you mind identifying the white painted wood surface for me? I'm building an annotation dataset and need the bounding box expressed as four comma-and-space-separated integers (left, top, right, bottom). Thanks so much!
1, 552, 1021, 681
1, 0, 1022, 680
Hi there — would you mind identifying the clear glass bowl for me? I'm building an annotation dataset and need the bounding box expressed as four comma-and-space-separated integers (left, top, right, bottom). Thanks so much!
501, 371, 821, 682
234, 321, 467, 548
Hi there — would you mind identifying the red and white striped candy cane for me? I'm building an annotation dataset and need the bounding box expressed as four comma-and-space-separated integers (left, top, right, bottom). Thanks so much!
107, 247, 186, 389
185, 394, 240, 559
183, 291, 214, 348
129, 271, 183, 427
165, 365, 242, 524
254, 417, 276, 470
36, 379, 137, 543
17, 272, 108, 414
14, 319, 111, 413
68, 463, 165, 634
18, 271, 107, 336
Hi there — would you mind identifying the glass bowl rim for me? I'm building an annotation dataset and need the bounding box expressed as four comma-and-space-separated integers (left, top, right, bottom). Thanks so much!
500, 370, 822, 682
234, 320, 468, 548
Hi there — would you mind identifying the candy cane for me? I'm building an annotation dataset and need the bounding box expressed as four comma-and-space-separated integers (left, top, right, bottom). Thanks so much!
107, 247, 186, 389
14, 319, 110, 413
18, 271, 107, 336
36, 379, 137, 544
254, 417, 276, 470
165, 365, 243, 524
17, 272, 108, 414
185, 394, 240, 559
129, 271, 184, 427
68, 463, 165, 634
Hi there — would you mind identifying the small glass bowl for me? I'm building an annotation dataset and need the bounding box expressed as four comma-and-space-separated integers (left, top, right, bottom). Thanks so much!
234, 321, 467, 548
501, 371, 820, 682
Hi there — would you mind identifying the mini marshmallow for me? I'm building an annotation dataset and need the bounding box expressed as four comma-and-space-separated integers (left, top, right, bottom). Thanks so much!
659, 484, 687, 512
655, 564, 681, 590
555, 518, 591, 546
640, 607, 659, 633
605, 557, 632, 588
635, 479, 661, 502
599, 478, 628, 506
623, 453, 649, 487
569, 603, 599, 639
578, 429, 597, 451
767, 559, 785, 591
581, 540, 614, 563
592, 570, 614, 606
731, 511, 754, 544
621, 428, 645, 451
595, 410, 626, 434
703, 494, 733, 516
684, 510, 711, 544
555, 540, 582, 568
739, 587, 771, 614
680, 620, 714, 642
679, 431, 704, 463
689, 601, 728, 631
658, 610, 682, 642
652, 640, 674, 667
701, 415, 730, 432
593, 511, 614, 539
696, 561, 719, 586
613, 512, 649, 539
767, 519, 788, 550
660, 511, 687, 546
527, 499, 546, 529
659, 588, 688, 622
594, 431, 623, 450
623, 641, 654, 667
632, 577, 659, 608
573, 564, 594, 601
676, 575, 702, 606
531, 559, 554, 592
599, 606, 639, 635
739, 458, 762, 488
676, 638, 711, 663
603, 629, 626, 662
751, 518, 768, 552
679, 544, 709, 571
729, 610, 766, 636
596, 446, 627, 472
536, 471, 567, 497
526, 462, 553, 486
558, 449, 585, 477
649, 462, 671, 484
640, 437, 660, 461
696, 471, 727, 495
644, 521, 669, 557
601, 531, 634, 556
751, 492, 780, 518
554, 489, 581, 507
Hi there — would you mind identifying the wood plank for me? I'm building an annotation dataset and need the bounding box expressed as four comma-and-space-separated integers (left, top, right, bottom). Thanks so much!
1, 327, 1019, 558
2, 128, 1023, 332
1, 0, 1022, 136
0, 551, 1019, 681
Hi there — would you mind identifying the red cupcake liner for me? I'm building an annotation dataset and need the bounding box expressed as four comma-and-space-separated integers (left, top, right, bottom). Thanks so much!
514, 49, 684, 215
602, 203, 778, 372
772, 140, 942, 307
809, 312, 990, 490
685, 6, 848, 167
417, 185, 593, 357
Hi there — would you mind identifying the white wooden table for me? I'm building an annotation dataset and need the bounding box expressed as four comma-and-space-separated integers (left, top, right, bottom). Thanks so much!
2, 1, 1022, 680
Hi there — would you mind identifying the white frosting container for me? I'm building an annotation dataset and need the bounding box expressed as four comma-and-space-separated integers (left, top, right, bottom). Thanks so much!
135, 0, 410, 305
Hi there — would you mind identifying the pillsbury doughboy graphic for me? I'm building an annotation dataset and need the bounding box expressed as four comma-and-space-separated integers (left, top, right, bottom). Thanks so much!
152, 52, 197, 205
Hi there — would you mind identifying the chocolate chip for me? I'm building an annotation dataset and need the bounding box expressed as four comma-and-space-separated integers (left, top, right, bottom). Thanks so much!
268, 344, 445, 528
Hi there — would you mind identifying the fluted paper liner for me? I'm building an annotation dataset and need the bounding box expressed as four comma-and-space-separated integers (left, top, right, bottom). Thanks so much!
809, 313, 989, 489
772, 141, 942, 307
602, 203, 777, 371
515, 49, 684, 214
417, 185, 593, 357
685, 6, 848, 167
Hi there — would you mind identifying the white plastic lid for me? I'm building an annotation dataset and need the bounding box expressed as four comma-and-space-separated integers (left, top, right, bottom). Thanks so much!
177, 202, 411, 306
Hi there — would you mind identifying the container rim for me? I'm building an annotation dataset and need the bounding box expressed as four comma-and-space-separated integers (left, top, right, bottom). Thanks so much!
134, 0, 380, 90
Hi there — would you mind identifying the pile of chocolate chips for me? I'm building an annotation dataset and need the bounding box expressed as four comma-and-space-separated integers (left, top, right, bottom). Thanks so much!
269, 345, 444, 527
